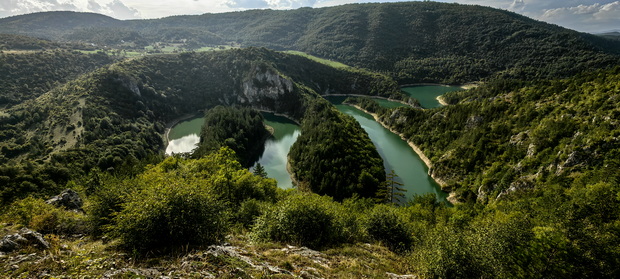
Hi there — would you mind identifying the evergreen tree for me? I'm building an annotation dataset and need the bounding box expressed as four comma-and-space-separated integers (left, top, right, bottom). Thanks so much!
375, 170, 406, 204
253, 163, 268, 178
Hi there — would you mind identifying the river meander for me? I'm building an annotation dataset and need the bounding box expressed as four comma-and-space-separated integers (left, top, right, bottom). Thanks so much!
165, 86, 461, 202
327, 96, 448, 203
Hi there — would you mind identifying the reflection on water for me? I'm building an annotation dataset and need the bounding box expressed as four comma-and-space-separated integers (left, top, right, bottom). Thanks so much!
166, 134, 200, 154
253, 113, 301, 189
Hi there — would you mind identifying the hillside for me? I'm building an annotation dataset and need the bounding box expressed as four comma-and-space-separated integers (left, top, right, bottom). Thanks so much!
1, 2, 620, 278
1, 2, 619, 83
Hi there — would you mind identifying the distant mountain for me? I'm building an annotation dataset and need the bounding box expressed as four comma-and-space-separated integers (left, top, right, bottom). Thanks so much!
0, 11, 121, 39
598, 31, 620, 41
1, 2, 619, 83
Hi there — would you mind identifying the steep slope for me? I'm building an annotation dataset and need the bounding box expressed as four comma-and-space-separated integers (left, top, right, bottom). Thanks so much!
0, 47, 396, 204
372, 67, 620, 202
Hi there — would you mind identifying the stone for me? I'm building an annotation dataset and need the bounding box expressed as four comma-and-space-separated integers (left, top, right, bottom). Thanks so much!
19, 228, 50, 249
46, 189, 83, 211
0, 233, 28, 252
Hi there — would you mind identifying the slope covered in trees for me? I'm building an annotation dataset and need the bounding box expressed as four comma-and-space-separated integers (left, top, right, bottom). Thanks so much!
377, 67, 620, 203
1, 2, 619, 83
0, 47, 394, 205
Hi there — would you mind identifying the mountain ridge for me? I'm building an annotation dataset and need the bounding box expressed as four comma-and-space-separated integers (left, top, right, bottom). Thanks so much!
1, 2, 619, 83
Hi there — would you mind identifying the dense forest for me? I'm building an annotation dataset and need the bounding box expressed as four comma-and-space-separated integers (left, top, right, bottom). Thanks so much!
194, 106, 270, 167
1, 1, 620, 277
2, 2, 620, 83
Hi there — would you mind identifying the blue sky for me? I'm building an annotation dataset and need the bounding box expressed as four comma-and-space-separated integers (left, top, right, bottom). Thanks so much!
1, 0, 619, 33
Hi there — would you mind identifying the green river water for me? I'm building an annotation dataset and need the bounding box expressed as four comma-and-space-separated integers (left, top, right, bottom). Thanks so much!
165, 86, 461, 202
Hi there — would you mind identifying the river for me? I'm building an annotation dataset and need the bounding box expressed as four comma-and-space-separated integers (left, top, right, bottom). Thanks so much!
165, 86, 460, 202
401, 85, 463, 108
165, 113, 300, 188
327, 96, 448, 203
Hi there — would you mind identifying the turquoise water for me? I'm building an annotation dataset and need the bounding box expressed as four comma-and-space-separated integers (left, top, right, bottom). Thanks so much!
401, 85, 462, 108
328, 97, 448, 203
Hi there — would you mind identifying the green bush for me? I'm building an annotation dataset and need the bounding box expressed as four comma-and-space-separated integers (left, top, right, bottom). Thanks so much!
365, 204, 413, 252
111, 180, 228, 253
3, 196, 87, 234
252, 193, 344, 249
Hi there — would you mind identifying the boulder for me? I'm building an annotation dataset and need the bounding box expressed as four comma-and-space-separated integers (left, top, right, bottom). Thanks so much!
0, 228, 49, 252
46, 189, 83, 211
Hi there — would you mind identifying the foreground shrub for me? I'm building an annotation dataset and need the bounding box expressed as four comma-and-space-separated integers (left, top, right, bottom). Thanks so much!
3, 196, 87, 234
112, 180, 228, 253
252, 193, 345, 249
365, 204, 413, 252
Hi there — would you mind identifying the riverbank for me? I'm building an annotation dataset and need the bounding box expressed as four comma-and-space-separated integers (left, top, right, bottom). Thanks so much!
348, 104, 450, 191
436, 95, 449, 106
399, 82, 479, 90
163, 112, 203, 147
322, 93, 413, 107
256, 109, 301, 125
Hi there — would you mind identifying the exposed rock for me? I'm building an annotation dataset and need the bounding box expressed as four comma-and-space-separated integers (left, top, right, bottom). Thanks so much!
526, 143, 536, 158
496, 176, 535, 200
466, 115, 484, 129
46, 189, 83, 211
387, 272, 418, 279
0, 228, 48, 252
19, 228, 49, 249
103, 268, 162, 278
280, 245, 328, 268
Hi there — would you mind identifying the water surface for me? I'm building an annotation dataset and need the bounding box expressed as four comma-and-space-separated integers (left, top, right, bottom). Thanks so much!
252, 113, 301, 189
328, 96, 448, 203
401, 85, 462, 108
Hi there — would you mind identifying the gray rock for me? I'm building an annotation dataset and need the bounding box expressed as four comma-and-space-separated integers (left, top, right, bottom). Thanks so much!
19, 228, 49, 249
46, 189, 83, 211
0, 233, 28, 252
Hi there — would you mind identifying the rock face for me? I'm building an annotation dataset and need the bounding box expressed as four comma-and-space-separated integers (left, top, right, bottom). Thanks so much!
0, 228, 49, 252
45, 189, 83, 211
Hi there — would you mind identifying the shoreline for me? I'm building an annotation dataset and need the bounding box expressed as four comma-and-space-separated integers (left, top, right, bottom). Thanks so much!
399, 82, 479, 90
348, 104, 448, 189
436, 95, 449, 106
321, 93, 413, 107
256, 109, 301, 125
163, 111, 203, 147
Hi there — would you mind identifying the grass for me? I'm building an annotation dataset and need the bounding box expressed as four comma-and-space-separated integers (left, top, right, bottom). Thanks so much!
283, 50, 351, 69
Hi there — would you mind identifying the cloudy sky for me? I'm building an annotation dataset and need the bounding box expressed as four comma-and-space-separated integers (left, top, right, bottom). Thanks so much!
0, 0, 618, 33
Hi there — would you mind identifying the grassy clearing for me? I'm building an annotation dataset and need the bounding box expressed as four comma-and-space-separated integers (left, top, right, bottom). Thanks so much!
283, 50, 351, 69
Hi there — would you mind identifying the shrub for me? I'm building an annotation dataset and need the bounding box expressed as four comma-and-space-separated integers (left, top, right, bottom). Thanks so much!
3, 196, 87, 234
111, 180, 228, 253
365, 204, 413, 252
252, 193, 343, 249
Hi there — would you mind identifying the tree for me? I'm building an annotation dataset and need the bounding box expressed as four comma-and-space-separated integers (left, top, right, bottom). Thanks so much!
375, 170, 406, 204
253, 163, 268, 178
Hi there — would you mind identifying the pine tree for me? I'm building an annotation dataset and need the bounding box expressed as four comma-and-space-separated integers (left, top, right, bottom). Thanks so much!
253, 163, 268, 178
375, 170, 406, 204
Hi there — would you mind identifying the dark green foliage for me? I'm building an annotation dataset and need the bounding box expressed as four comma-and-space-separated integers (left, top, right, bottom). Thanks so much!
194, 106, 270, 168
252, 193, 344, 249
252, 163, 268, 178
112, 178, 227, 253
0, 50, 113, 106
105, 148, 277, 254
375, 170, 407, 204
2, 2, 618, 83
289, 99, 386, 201
365, 204, 412, 253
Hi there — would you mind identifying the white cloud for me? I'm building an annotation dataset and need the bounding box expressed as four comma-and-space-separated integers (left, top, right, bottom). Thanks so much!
540, 1, 620, 32
1, 0, 619, 32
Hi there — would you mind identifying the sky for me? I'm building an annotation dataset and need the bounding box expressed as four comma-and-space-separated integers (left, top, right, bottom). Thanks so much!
0, 0, 619, 33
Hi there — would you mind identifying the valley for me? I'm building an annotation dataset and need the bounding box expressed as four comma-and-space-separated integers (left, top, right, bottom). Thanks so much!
1, 1, 620, 278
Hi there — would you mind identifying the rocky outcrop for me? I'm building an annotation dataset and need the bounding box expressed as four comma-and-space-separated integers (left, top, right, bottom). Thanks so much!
0, 228, 49, 252
45, 189, 83, 211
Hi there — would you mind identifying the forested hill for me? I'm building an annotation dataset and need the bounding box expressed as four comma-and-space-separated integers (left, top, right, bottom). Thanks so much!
2, 2, 619, 83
